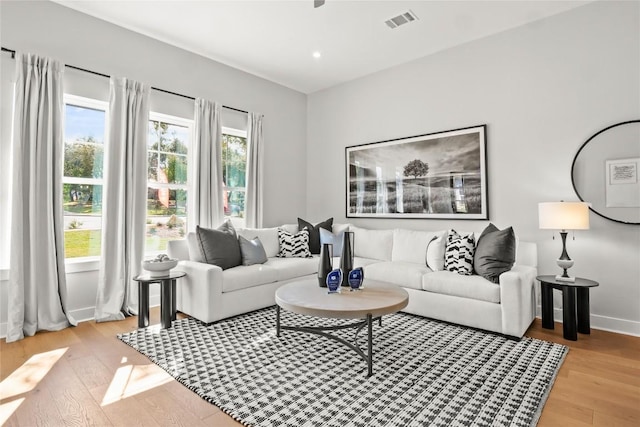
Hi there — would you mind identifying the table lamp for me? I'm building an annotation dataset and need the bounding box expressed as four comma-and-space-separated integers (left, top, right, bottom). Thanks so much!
538, 201, 590, 282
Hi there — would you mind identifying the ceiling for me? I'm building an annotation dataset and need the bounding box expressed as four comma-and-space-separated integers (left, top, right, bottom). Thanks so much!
52, 0, 592, 94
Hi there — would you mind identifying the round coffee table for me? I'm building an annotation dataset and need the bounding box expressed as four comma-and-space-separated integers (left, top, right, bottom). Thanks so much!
275, 278, 409, 377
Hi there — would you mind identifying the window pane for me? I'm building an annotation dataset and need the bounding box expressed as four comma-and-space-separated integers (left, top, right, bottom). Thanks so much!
64, 142, 104, 178
146, 188, 187, 252
222, 133, 247, 223
222, 134, 247, 188
224, 189, 245, 218
146, 116, 190, 255
63, 184, 103, 258
63, 98, 105, 260
65, 104, 105, 144
148, 120, 189, 154
166, 154, 188, 184
148, 152, 158, 182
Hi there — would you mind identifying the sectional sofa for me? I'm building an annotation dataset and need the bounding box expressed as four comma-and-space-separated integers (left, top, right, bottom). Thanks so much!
167, 223, 537, 338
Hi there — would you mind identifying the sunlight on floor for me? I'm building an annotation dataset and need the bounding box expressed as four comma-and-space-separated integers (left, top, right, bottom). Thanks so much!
0, 348, 67, 424
101, 362, 172, 406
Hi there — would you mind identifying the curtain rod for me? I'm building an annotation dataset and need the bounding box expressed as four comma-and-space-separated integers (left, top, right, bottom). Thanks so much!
1, 46, 249, 115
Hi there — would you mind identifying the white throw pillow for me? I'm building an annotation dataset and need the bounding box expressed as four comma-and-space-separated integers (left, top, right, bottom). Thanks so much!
186, 232, 204, 263
391, 228, 440, 265
426, 231, 447, 271
350, 225, 393, 261
444, 229, 475, 275
277, 228, 312, 258
236, 227, 279, 258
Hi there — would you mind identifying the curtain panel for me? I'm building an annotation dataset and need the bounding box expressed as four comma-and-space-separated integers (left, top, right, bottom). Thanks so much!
94, 77, 150, 322
245, 112, 264, 228
7, 53, 75, 342
190, 98, 224, 230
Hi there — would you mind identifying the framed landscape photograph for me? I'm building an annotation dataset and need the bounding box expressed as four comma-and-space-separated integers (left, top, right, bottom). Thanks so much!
346, 125, 488, 219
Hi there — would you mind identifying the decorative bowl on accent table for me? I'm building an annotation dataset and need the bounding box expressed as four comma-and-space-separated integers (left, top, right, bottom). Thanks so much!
143, 254, 178, 277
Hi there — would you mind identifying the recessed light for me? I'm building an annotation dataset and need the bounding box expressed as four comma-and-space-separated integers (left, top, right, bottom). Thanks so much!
312, 51, 321, 59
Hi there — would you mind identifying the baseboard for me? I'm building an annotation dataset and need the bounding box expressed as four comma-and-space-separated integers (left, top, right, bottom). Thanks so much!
0, 295, 161, 339
535, 306, 640, 337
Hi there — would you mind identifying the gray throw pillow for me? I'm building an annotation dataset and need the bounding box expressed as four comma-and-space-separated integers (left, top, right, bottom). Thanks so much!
196, 222, 242, 270
239, 236, 268, 266
473, 223, 516, 284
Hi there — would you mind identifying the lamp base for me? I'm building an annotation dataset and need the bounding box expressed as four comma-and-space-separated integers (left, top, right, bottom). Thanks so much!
555, 275, 576, 283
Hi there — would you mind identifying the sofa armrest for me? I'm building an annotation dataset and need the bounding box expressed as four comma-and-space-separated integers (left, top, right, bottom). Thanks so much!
176, 260, 224, 323
499, 264, 537, 337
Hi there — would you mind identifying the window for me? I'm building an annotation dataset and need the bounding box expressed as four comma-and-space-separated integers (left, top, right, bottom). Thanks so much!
222, 127, 248, 228
62, 95, 107, 259
146, 113, 191, 254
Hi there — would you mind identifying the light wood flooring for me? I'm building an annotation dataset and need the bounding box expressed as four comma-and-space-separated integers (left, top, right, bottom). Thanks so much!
1, 309, 638, 426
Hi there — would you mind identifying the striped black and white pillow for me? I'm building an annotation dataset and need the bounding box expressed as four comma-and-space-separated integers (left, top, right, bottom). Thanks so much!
277, 228, 313, 258
444, 229, 475, 275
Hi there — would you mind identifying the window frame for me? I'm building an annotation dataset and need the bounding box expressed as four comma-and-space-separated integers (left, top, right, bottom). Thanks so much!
221, 126, 248, 227
62, 94, 108, 263
145, 112, 193, 256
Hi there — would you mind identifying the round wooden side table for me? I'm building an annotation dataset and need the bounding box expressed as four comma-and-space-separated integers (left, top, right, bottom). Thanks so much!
134, 270, 186, 329
537, 275, 599, 341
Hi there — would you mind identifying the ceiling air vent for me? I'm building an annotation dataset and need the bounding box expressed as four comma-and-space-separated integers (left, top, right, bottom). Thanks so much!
385, 10, 419, 29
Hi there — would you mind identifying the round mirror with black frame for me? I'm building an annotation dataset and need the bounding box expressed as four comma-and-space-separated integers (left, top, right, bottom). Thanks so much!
571, 120, 640, 225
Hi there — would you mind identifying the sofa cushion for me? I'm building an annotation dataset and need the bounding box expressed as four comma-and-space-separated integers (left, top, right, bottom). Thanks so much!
221, 264, 279, 292
350, 225, 393, 261
391, 228, 439, 264
298, 217, 333, 254
265, 257, 319, 281
238, 236, 268, 266
422, 271, 501, 303
280, 223, 298, 234
332, 223, 350, 234
365, 261, 432, 290
236, 227, 279, 258
426, 231, 446, 271
444, 229, 475, 275
277, 228, 312, 258
474, 223, 516, 283
196, 222, 242, 270
330, 257, 380, 269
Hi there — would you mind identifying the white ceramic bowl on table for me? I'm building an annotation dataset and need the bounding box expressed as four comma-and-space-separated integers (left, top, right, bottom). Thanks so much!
142, 259, 178, 278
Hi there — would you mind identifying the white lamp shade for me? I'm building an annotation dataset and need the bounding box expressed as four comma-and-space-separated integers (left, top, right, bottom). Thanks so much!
538, 201, 590, 230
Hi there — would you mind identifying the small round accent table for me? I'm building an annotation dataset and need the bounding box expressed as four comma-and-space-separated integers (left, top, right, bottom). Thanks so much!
275, 278, 409, 377
134, 270, 186, 329
537, 275, 599, 341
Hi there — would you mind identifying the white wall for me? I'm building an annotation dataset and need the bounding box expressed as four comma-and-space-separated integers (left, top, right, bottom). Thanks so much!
0, 0, 307, 333
307, 1, 640, 335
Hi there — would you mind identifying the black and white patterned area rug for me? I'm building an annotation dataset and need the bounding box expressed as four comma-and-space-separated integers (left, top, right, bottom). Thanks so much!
117, 307, 567, 427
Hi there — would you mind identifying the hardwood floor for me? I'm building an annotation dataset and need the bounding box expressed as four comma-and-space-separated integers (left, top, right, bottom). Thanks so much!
1, 310, 638, 426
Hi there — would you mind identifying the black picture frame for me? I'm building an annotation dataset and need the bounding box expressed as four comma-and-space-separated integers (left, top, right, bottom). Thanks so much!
345, 125, 488, 219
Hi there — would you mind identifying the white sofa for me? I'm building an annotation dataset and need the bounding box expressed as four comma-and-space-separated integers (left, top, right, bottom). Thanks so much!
167, 224, 537, 338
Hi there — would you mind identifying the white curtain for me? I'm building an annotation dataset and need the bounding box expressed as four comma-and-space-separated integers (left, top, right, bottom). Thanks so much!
7, 53, 75, 343
190, 98, 223, 229
95, 77, 149, 322
245, 112, 264, 228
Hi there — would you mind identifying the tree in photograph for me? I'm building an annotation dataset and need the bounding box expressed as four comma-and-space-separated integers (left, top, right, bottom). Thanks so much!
403, 159, 429, 179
